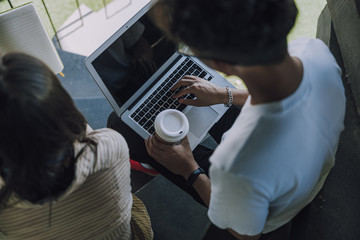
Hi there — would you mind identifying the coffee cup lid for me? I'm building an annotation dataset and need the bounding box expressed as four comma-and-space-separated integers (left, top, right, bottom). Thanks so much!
154, 109, 189, 143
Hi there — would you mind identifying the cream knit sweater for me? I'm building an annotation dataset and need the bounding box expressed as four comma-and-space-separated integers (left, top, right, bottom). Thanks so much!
0, 128, 135, 239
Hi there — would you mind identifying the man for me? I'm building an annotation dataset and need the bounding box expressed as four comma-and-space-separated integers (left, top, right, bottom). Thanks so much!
143, 0, 346, 239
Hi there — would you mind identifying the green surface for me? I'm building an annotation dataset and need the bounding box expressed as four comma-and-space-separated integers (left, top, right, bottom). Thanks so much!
289, 0, 327, 41
0, 0, 326, 39
0, 0, 326, 88
0, 0, 326, 89
0, 0, 115, 37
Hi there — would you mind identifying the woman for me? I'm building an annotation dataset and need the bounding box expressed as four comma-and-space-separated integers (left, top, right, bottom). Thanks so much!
0, 52, 153, 239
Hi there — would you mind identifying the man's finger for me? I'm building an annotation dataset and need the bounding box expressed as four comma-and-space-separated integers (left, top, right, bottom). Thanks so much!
178, 98, 198, 106
182, 75, 200, 81
171, 77, 196, 90
144, 138, 152, 155
172, 87, 193, 99
148, 135, 171, 154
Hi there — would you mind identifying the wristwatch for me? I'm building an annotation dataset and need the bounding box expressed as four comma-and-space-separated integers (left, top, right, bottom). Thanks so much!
186, 167, 205, 187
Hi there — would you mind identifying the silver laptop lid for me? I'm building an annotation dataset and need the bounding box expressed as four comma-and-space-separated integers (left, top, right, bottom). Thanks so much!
84, 1, 177, 115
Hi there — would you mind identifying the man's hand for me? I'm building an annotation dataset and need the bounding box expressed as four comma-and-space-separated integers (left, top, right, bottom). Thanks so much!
145, 135, 199, 178
172, 75, 249, 107
171, 75, 228, 107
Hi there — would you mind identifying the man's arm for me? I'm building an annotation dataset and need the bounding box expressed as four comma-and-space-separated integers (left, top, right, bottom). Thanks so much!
145, 136, 261, 240
185, 170, 211, 207
171, 75, 249, 107
188, 173, 261, 240
229, 88, 249, 106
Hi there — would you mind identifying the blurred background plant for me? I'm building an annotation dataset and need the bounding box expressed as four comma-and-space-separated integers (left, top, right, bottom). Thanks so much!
0, 0, 327, 88
0, 0, 108, 37
0, 0, 327, 40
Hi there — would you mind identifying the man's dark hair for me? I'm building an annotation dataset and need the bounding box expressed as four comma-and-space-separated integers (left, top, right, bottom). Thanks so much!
154, 0, 298, 65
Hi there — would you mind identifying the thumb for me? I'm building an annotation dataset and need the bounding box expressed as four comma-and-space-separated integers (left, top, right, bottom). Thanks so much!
178, 98, 198, 106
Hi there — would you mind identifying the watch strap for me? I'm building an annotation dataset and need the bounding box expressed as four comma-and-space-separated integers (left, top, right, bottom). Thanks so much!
186, 167, 205, 187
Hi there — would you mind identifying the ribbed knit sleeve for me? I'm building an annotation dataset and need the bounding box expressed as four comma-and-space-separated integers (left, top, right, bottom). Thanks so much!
0, 128, 134, 240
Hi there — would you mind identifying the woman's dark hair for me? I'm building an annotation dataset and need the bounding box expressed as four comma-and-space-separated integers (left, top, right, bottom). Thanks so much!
0, 52, 89, 207
153, 0, 298, 65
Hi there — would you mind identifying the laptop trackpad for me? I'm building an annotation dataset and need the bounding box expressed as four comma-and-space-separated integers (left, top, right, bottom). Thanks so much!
186, 107, 219, 138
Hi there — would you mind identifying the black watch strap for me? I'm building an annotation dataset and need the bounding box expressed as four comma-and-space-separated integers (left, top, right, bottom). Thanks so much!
186, 167, 205, 187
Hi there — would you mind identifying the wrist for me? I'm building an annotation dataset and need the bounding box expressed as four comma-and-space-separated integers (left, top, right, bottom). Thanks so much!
224, 86, 233, 107
183, 164, 200, 180
217, 87, 229, 105
186, 167, 206, 187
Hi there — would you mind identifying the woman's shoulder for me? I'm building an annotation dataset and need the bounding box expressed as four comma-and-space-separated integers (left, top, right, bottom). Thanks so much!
87, 127, 125, 143
60, 128, 130, 201
85, 125, 123, 139
87, 127, 129, 158
74, 128, 129, 172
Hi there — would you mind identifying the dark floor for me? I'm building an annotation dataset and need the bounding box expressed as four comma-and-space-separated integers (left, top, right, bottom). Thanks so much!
57, 44, 360, 240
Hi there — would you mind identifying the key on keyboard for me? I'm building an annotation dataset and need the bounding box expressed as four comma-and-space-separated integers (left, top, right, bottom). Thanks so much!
131, 58, 212, 135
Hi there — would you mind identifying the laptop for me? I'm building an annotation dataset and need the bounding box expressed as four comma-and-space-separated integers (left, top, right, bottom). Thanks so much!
84, 1, 235, 150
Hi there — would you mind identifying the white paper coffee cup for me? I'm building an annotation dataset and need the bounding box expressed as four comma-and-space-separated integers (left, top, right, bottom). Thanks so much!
154, 109, 189, 144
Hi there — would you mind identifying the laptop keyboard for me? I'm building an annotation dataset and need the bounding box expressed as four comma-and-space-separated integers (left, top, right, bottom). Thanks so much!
130, 57, 213, 135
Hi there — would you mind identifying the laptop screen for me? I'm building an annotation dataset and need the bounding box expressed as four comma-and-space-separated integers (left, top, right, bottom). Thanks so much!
91, 11, 176, 108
